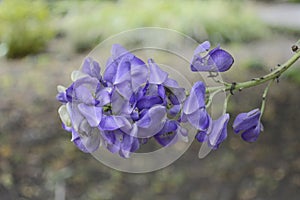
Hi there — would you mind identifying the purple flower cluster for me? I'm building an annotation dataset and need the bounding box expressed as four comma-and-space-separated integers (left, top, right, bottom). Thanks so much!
57, 44, 189, 158
57, 41, 263, 158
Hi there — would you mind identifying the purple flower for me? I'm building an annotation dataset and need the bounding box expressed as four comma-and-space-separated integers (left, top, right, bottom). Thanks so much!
56, 88, 68, 103
154, 120, 188, 147
99, 114, 131, 132
60, 122, 101, 153
81, 57, 102, 81
135, 105, 167, 138
191, 41, 234, 72
65, 77, 103, 126
154, 120, 178, 146
56, 57, 109, 153
72, 125, 101, 153
101, 129, 140, 158
148, 58, 168, 84
182, 81, 210, 130
135, 83, 164, 111
196, 113, 229, 149
103, 44, 148, 99
146, 59, 186, 118
105, 84, 167, 136
233, 108, 264, 142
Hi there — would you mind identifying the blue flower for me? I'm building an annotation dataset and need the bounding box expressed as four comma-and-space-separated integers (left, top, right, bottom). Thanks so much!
182, 81, 210, 131
71, 125, 101, 153
233, 108, 263, 142
191, 41, 234, 72
154, 120, 178, 146
196, 113, 229, 149
146, 59, 186, 118
57, 57, 108, 153
101, 129, 140, 158
148, 58, 168, 84
103, 44, 148, 99
154, 120, 188, 147
81, 57, 102, 81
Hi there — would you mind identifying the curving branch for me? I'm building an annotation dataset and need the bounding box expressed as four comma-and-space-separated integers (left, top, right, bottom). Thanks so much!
206, 41, 300, 94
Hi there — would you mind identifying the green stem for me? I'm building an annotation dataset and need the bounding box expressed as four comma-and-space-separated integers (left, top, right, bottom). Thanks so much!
206, 89, 223, 108
260, 79, 274, 118
223, 93, 232, 114
206, 45, 300, 94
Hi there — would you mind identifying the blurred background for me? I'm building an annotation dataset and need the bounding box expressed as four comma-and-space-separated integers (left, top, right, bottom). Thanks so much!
0, 0, 300, 199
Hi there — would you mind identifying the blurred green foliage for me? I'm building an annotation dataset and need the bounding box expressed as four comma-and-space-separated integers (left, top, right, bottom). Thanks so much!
0, 0, 54, 58
54, 0, 269, 52
0, 0, 271, 57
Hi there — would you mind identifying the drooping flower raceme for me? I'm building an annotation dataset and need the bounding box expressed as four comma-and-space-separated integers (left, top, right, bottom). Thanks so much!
57, 44, 195, 158
56, 41, 265, 158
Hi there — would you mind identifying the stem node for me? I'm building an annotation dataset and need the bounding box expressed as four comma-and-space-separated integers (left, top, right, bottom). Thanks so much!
292, 45, 299, 52
230, 82, 236, 95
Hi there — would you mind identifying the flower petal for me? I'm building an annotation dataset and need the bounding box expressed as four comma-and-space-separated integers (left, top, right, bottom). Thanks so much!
71, 70, 88, 82
196, 131, 208, 142
120, 134, 140, 158
183, 81, 206, 115
56, 92, 68, 103
164, 78, 186, 103
105, 44, 147, 91
111, 89, 133, 115
96, 87, 111, 106
241, 122, 263, 142
99, 115, 129, 131
177, 125, 189, 143
81, 57, 102, 80
78, 103, 102, 127
208, 113, 229, 148
103, 57, 118, 83
191, 55, 214, 72
136, 105, 167, 137
111, 44, 129, 60
113, 57, 131, 85
115, 81, 134, 100
58, 105, 71, 127
154, 120, 178, 146
136, 96, 163, 110
208, 49, 234, 72
186, 108, 211, 130
168, 104, 181, 117
71, 128, 101, 153
73, 137, 89, 153
148, 59, 168, 84
130, 60, 148, 92
101, 131, 116, 145
74, 85, 96, 105
66, 103, 84, 132
70, 77, 99, 104
80, 128, 101, 153
194, 41, 211, 55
